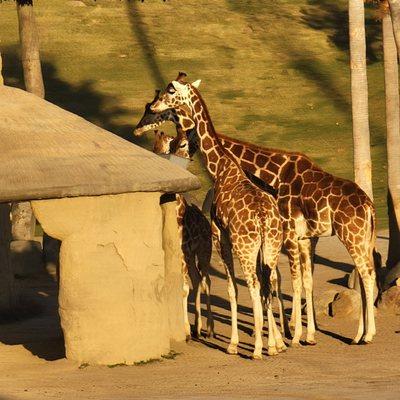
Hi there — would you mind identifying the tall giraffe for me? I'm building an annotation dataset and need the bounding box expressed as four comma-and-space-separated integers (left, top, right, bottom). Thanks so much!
153, 129, 213, 339
134, 84, 380, 346
150, 74, 286, 359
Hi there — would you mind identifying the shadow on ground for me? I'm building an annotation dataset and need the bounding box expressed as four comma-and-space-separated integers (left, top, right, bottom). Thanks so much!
0, 272, 65, 361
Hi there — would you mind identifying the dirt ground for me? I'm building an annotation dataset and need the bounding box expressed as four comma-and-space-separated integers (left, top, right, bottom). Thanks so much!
0, 233, 399, 400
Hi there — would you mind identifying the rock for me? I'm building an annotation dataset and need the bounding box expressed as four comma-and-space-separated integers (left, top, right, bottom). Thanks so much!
314, 289, 339, 318
331, 289, 361, 319
68, 1, 86, 7
379, 286, 400, 314
10, 240, 43, 278
381, 262, 400, 291
347, 270, 357, 289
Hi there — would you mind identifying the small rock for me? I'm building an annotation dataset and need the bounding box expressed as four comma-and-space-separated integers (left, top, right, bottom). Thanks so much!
331, 289, 361, 319
379, 286, 400, 314
68, 1, 86, 7
314, 289, 339, 318
396, 278, 400, 287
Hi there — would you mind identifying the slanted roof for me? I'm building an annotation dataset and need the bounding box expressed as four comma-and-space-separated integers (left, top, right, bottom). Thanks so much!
0, 85, 200, 203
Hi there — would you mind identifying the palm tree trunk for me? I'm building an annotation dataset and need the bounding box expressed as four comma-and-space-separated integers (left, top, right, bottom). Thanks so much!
14, 0, 44, 241
16, 0, 44, 97
349, 0, 373, 200
383, 11, 400, 270
388, 0, 400, 57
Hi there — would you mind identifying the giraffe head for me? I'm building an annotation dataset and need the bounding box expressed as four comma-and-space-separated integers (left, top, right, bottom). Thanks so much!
133, 90, 178, 136
152, 130, 174, 155
150, 72, 201, 117
152, 129, 190, 159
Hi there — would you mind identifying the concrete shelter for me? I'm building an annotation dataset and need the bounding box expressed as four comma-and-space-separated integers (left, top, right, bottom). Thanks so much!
0, 84, 200, 365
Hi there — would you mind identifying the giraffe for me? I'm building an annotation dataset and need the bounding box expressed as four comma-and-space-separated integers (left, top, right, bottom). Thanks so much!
134, 83, 380, 346
150, 74, 286, 359
153, 129, 213, 339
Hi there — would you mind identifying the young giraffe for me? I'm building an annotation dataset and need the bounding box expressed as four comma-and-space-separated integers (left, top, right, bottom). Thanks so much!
151, 74, 286, 359
153, 129, 214, 339
134, 87, 379, 346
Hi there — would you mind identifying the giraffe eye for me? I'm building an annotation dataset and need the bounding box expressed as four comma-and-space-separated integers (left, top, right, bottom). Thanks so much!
179, 143, 186, 148
167, 87, 176, 94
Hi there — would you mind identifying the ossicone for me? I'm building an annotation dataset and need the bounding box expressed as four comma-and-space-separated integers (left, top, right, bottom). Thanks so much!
176, 72, 187, 83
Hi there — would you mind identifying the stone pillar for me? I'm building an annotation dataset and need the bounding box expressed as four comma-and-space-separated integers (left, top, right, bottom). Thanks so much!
32, 192, 171, 365
0, 203, 17, 312
161, 196, 186, 343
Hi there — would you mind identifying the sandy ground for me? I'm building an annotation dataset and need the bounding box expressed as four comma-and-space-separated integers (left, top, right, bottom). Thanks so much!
0, 233, 399, 400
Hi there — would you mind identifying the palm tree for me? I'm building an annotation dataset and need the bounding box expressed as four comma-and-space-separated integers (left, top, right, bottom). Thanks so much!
388, 0, 400, 55
12, 0, 45, 241
349, 0, 374, 200
16, 0, 44, 97
383, 4, 400, 269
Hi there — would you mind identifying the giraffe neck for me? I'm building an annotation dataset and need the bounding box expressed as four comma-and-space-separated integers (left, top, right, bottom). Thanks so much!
188, 91, 235, 179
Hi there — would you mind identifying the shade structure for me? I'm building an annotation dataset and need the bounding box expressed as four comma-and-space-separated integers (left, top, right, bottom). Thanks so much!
0, 85, 200, 203
0, 83, 199, 364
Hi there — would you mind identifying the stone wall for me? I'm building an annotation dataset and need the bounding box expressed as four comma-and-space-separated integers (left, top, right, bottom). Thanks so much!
32, 192, 182, 365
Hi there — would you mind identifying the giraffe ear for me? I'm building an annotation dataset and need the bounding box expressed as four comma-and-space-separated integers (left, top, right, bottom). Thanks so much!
191, 79, 201, 88
171, 80, 186, 91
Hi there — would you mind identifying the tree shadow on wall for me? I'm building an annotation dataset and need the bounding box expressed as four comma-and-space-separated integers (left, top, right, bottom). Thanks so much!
1, 45, 151, 149
301, 0, 382, 64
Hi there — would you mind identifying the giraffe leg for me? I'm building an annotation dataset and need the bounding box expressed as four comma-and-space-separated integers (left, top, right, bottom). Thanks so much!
234, 245, 264, 360
201, 274, 214, 337
352, 270, 365, 344
198, 239, 214, 338
270, 267, 290, 339
298, 239, 316, 345
211, 220, 239, 354
359, 268, 376, 343
182, 266, 192, 341
243, 269, 264, 359
284, 233, 303, 346
266, 296, 278, 356
193, 272, 202, 338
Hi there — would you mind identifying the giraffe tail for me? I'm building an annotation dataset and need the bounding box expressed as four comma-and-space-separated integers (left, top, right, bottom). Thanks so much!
369, 205, 384, 299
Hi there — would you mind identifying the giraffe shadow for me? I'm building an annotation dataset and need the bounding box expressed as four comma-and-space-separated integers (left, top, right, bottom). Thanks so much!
314, 254, 353, 273
317, 327, 353, 345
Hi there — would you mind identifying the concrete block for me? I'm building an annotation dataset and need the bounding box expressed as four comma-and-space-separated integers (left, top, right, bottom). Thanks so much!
32, 192, 172, 365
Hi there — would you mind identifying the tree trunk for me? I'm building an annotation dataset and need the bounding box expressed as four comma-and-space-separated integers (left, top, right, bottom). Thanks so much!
16, 0, 44, 98
383, 11, 400, 270
388, 0, 400, 58
14, 0, 44, 241
349, 0, 374, 200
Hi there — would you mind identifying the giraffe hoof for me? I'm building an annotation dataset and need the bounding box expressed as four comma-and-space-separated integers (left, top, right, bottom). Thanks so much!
277, 343, 287, 352
185, 334, 192, 342
206, 326, 216, 338
306, 339, 317, 346
252, 353, 263, 360
226, 344, 238, 355
267, 346, 279, 356
351, 339, 360, 345
291, 341, 302, 348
